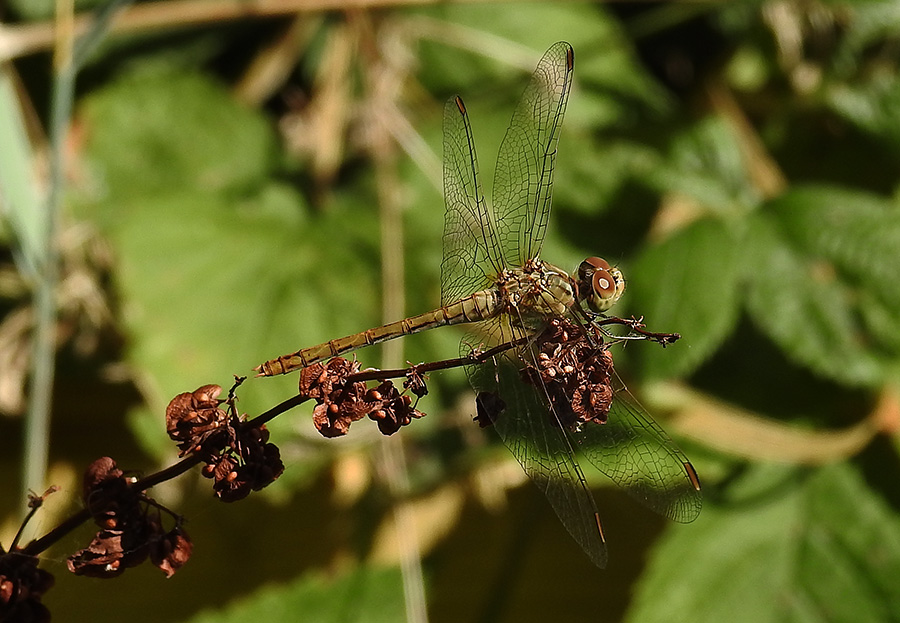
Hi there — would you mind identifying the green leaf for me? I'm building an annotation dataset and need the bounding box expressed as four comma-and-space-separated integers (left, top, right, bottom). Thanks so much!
73, 64, 361, 451
98, 185, 390, 434
744, 204, 887, 387
79, 67, 277, 201
834, 2, 900, 76
645, 116, 762, 215
859, 289, 900, 353
627, 462, 900, 623
774, 186, 900, 310
74, 54, 485, 459
555, 138, 660, 218
0, 67, 44, 278
772, 186, 900, 372
186, 565, 406, 623
826, 75, 900, 154
415, 4, 614, 91
100, 189, 309, 450
629, 218, 741, 378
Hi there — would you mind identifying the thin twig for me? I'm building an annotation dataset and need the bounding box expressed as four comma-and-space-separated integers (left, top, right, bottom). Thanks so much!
10, 487, 59, 550
594, 315, 681, 347
348, 339, 523, 384
21, 508, 91, 556
14, 332, 560, 558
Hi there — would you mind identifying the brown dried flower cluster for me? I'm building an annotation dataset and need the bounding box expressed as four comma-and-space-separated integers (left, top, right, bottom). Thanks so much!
0, 551, 54, 623
0, 489, 59, 621
166, 385, 284, 502
299, 358, 426, 438
67, 457, 192, 579
521, 319, 615, 431
166, 384, 229, 455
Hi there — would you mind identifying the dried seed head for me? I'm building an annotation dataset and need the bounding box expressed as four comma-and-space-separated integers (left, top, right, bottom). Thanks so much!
165, 383, 284, 502
150, 527, 192, 578
403, 370, 429, 398
165, 386, 229, 455
520, 319, 616, 430
302, 360, 427, 438
0, 551, 54, 622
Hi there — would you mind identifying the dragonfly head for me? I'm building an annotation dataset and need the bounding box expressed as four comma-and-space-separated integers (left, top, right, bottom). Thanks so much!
577, 256, 625, 313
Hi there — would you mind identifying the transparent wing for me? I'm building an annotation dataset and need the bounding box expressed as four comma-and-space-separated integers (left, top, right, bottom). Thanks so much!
492, 41, 574, 266
464, 317, 608, 568
441, 96, 506, 306
575, 382, 702, 523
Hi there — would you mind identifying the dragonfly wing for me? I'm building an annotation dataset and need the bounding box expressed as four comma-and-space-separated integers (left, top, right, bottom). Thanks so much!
441, 96, 506, 306
464, 318, 608, 568
576, 384, 702, 523
492, 41, 574, 266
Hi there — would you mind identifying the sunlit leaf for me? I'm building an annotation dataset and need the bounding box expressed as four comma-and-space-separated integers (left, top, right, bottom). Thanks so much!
415, 2, 667, 118
628, 462, 900, 623
74, 62, 465, 457
774, 186, 900, 310
0, 66, 44, 277
772, 186, 900, 368
415, 3, 618, 93
186, 565, 406, 623
826, 75, 900, 154
630, 218, 742, 378
79, 67, 276, 202
645, 117, 761, 215
744, 208, 887, 387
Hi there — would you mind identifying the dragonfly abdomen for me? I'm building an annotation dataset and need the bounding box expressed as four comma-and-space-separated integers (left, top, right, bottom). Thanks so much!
257, 289, 500, 376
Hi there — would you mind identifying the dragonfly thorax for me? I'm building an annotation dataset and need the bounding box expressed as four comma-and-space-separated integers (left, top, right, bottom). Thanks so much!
497, 258, 577, 323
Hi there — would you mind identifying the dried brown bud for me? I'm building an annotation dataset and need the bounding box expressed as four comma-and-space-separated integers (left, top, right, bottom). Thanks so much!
404, 370, 428, 398
0, 551, 54, 623
368, 381, 425, 436
150, 528, 193, 578
67, 531, 129, 578
520, 319, 616, 430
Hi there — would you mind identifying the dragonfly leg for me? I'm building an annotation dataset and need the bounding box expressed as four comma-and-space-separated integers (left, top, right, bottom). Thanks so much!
570, 302, 605, 348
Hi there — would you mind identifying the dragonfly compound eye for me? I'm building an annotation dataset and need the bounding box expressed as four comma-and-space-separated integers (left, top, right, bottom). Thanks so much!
578, 256, 609, 282
585, 256, 610, 270
593, 269, 616, 298
577, 257, 625, 313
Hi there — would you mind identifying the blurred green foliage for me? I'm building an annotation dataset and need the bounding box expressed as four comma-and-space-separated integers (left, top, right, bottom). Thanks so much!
631, 462, 900, 622
3, 1, 900, 622
186, 566, 407, 623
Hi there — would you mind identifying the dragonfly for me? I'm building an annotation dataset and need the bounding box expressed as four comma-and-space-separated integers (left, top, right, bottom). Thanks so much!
258, 41, 701, 567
